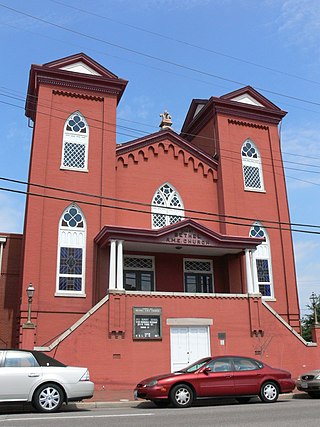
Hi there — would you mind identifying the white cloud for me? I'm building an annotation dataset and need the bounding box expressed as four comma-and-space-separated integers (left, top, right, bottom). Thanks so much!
275, 0, 320, 48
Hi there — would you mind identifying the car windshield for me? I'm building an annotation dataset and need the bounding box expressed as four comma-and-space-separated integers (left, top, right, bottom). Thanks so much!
177, 357, 211, 373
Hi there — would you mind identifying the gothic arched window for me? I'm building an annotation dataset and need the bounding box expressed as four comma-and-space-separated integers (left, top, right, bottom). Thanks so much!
241, 139, 264, 191
61, 112, 89, 171
56, 204, 86, 296
151, 183, 184, 229
250, 223, 273, 298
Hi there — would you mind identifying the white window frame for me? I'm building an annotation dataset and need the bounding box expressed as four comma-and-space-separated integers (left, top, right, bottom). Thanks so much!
55, 204, 86, 297
241, 139, 265, 192
123, 255, 155, 291
183, 258, 214, 294
151, 182, 184, 229
61, 111, 89, 172
250, 223, 274, 299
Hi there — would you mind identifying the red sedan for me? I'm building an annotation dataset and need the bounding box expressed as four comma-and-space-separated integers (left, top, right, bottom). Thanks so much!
134, 356, 295, 408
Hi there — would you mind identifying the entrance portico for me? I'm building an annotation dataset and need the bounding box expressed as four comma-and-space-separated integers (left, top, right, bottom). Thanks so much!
95, 219, 263, 295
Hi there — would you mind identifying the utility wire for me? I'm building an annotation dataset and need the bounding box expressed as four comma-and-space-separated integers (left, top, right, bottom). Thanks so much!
49, 0, 320, 87
2, 3, 320, 109
1, 176, 320, 234
2, 89, 320, 176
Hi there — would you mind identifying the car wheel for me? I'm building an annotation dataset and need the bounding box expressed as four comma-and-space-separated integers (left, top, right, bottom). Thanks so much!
170, 384, 194, 408
236, 397, 251, 404
153, 399, 170, 407
33, 383, 64, 413
259, 381, 279, 403
308, 392, 320, 399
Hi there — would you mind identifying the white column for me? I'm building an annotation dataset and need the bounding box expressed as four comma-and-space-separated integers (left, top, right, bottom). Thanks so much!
245, 249, 254, 294
109, 240, 117, 290
116, 240, 124, 290
0, 237, 6, 275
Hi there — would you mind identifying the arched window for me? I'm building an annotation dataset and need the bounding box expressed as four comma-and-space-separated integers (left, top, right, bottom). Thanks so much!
61, 112, 89, 171
151, 183, 184, 229
241, 139, 264, 191
56, 204, 86, 296
250, 223, 273, 298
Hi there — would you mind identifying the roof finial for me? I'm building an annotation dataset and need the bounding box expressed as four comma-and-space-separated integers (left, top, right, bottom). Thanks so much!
159, 110, 172, 130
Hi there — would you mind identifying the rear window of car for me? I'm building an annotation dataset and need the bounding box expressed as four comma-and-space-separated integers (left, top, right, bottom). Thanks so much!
32, 351, 66, 367
233, 357, 263, 371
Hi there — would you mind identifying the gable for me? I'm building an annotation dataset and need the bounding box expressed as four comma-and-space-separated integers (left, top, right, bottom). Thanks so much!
229, 93, 264, 107
44, 52, 119, 79
116, 130, 218, 180
60, 61, 102, 76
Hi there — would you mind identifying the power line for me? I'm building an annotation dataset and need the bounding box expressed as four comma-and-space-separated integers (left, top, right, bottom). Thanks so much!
49, 0, 320, 88
1, 176, 320, 235
2, 3, 320, 109
2, 87, 320, 173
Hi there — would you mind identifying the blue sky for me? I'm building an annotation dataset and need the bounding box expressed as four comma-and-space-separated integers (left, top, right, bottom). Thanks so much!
1, 0, 320, 315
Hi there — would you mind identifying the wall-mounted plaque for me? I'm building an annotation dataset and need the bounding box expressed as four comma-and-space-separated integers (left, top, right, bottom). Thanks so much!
133, 307, 162, 340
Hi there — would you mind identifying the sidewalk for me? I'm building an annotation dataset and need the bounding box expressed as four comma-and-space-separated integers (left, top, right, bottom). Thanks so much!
74, 390, 308, 409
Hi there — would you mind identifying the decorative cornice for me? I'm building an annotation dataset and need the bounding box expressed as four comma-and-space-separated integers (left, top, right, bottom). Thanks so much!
228, 119, 269, 130
52, 89, 103, 101
117, 140, 217, 180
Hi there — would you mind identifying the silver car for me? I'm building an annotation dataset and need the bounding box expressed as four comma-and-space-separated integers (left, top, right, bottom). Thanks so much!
0, 349, 94, 412
296, 369, 320, 398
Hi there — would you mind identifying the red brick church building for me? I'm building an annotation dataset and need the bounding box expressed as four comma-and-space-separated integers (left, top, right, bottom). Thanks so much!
1, 53, 320, 396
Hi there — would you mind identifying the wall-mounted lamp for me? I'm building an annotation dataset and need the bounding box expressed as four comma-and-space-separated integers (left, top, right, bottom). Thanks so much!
23, 283, 36, 329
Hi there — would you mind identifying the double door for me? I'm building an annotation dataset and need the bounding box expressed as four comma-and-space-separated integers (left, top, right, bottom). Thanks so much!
170, 326, 210, 372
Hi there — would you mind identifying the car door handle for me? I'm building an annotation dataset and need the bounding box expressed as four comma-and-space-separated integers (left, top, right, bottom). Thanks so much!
225, 375, 233, 379
28, 373, 40, 377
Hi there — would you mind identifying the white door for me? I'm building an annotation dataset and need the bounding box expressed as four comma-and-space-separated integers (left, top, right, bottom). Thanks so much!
170, 326, 210, 372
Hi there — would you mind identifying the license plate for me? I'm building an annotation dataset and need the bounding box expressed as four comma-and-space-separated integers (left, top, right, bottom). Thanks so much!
301, 381, 308, 388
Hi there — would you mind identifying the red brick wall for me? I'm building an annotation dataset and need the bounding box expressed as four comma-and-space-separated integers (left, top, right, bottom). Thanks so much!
0, 233, 23, 347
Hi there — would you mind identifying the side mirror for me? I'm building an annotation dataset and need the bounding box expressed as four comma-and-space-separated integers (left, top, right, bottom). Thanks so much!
203, 367, 212, 375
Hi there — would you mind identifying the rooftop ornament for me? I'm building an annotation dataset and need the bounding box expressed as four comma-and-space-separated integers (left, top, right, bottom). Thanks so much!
159, 111, 172, 130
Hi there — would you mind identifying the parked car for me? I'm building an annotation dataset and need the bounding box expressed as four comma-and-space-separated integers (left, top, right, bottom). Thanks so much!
296, 369, 320, 398
134, 355, 295, 408
0, 349, 94, 412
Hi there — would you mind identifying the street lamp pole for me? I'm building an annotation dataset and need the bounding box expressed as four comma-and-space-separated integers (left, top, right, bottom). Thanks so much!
310, 292, 319, 325
23, 283, 35, 329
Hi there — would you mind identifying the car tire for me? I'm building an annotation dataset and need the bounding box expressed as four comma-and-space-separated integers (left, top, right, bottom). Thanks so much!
236, 397, 251, 404
33, 383, 64, 413
170, 384, 194, 408
259, 381, 279, 403
308, 392, 320, 399
153, 399, 170, 407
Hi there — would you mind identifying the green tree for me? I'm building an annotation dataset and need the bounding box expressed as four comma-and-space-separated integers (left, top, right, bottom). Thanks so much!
301, 294, 320, 342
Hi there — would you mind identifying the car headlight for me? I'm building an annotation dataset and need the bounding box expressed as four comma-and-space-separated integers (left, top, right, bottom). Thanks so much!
145, 380, 158, 387
315, 374, 320, 380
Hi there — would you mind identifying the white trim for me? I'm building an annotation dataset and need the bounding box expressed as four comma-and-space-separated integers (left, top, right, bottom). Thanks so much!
262, 300, 317, 347
34, 295, 110, 352
245, 249, 254, 294
61, 111, 89, 171
167, 318, 213, 326
116, 241, 124, 290
241, 139, 265, 192
109, 240, 117, 290
56, 204, 86, 296
250, 223, 274, 299
0, 237, 6, 275
151, 182, 184, 229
